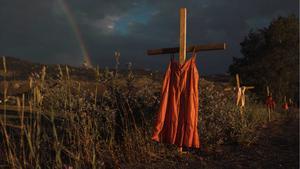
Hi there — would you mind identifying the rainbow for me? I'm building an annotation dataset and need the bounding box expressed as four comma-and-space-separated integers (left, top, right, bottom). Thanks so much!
57, 0, 92, 67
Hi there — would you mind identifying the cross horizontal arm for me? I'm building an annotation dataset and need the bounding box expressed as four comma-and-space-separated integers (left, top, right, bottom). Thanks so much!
224, 86, 255, 91
245, 86, 255, 90
147, 43, 226, 55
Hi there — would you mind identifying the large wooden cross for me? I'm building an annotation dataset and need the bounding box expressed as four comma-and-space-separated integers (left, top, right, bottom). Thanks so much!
147, 8, 226, 64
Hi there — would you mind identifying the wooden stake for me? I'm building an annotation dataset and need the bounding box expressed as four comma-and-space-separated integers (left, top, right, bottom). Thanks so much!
179, 8, 187, 65
268, 108, 271, 122
284, 96, 287, 103
266, 86, 270, 96
235, 74, 240, 89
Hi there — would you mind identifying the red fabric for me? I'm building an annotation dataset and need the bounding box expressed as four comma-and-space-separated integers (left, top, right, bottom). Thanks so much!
152, 54, 200, 148
266, 96, 276, 109
282, 103, 289, 110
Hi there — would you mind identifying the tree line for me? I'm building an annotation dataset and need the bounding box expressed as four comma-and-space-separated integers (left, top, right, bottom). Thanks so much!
229, 15, 299, 105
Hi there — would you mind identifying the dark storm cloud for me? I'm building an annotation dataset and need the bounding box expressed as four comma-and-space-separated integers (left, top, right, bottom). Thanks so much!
0, 0, 298, 74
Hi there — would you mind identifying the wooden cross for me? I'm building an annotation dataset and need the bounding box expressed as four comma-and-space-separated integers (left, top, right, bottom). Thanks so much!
147, 8, 226, 64
147, 8, 226, 153
225, 74, 254, 108
266, 85, 271, 121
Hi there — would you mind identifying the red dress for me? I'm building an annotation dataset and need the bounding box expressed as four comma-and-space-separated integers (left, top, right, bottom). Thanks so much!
266, 96, 276, 110
282, 103, 289, 110
152, 53, 200, 148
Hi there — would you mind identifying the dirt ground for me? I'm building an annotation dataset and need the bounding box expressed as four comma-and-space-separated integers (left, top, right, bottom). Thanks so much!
185, 110, 299, 169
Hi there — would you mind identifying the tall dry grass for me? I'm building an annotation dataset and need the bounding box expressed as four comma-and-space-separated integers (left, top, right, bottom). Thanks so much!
0, 57, 284, 168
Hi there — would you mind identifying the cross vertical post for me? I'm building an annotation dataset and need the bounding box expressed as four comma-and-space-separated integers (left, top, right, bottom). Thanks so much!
236, 74, 240, 89
284, 96, 287, 103
179, 8, 187, 65
266, 86, 270, 96
266, 85, 271, 121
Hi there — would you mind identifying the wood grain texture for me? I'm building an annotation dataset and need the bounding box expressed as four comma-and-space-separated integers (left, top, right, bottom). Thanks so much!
179, 8, 187, 64
147, 43, 226, 55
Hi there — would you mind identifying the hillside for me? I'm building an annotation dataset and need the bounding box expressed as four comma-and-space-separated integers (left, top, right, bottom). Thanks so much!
0, 56, 163, 81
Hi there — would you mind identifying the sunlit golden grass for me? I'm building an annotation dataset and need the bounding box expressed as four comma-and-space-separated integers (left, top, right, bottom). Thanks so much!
0, 56, 285, 169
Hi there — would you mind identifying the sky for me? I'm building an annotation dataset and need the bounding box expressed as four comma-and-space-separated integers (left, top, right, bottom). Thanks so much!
0, 0, 298, 74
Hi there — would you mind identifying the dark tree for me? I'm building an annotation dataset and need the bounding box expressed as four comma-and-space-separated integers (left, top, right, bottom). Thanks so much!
229, 15, 299, 104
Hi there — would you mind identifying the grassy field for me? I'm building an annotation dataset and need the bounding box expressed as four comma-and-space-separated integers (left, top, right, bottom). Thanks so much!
0, 58, 298, 169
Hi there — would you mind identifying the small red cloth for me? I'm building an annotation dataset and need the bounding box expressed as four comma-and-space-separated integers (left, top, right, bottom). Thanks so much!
282, 103, 289, 110
266, 96, 276, 110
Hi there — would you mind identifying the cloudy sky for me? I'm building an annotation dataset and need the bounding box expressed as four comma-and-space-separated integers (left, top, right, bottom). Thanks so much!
0, 0, 298, 74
